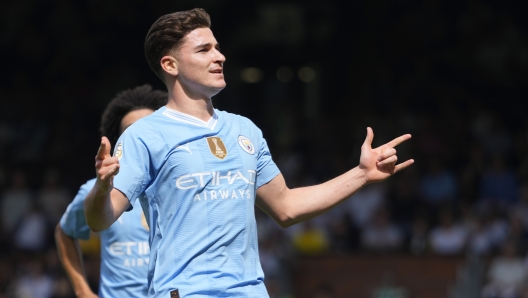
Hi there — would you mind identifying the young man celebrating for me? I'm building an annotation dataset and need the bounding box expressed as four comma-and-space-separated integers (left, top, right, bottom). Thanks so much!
84, 8, 414, 297
55, 85, 167, 297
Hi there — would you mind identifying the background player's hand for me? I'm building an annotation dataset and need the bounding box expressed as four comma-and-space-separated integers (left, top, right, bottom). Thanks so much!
95, 136, 119, 193
359, 127, 414, 183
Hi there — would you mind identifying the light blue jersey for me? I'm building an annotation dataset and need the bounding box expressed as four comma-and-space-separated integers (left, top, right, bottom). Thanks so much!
112, 107, 280, 297
60, 178, 150, 297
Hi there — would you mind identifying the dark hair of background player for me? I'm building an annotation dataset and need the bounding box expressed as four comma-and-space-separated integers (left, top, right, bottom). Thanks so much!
144, 8, 212, 80
100, 84, 168, 147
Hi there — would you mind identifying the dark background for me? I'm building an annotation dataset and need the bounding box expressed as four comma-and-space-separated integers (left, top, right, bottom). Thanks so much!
1, 0, 527, 189
1, 0, 528, 297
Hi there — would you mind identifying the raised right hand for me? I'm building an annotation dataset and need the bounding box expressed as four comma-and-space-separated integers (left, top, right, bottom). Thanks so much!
95, 136, 120, 192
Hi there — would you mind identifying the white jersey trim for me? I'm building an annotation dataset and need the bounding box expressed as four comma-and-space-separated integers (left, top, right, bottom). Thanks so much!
162, 108, 218, 130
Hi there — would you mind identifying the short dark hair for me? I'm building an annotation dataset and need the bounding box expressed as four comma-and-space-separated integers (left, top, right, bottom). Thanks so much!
144, 8, 211, 80
100, 84, 167, 147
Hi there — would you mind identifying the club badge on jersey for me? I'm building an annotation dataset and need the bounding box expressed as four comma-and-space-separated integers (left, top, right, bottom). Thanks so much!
238, 135, 255, 154
114, 142, 123, 160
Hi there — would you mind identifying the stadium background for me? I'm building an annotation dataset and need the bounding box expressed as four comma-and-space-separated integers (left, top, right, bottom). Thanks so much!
1, 0, 528, 297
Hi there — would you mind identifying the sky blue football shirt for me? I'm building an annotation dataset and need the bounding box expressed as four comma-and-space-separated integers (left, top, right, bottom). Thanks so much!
112, 107, 280, 297
60, 178, 150, 297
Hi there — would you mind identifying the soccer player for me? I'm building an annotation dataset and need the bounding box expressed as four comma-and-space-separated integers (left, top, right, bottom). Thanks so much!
84, 8, 414, 297
55, 85, 167, 297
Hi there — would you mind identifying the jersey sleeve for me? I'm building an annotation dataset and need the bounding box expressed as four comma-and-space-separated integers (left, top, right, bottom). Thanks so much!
112, 124, 156, 208
59, 179, 96, 240
255, 129, 280, 189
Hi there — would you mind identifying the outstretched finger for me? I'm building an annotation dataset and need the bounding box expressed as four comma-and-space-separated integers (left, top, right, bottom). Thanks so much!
393, 159, 415, 173
362, 127, 374, 149
378, 148, 397, 161
385, 134, 412, 149
377, 155, 398, 166
95, 137, 111, 160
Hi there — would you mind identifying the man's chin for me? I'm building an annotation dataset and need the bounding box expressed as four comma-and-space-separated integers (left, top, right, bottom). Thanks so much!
216, 80, 226, 88
209, 84, 226, 97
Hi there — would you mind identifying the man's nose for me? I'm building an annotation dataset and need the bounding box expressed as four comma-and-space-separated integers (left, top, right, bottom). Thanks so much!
214, 49, 225, 63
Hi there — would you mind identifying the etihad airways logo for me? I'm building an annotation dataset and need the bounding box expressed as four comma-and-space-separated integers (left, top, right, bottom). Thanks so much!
109, 241, 150, 267
175, 170, 256, 190
109, 241, 149, 256
175, 170, 256, 202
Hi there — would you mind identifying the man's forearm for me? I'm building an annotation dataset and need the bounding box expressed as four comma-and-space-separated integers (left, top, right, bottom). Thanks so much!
84, 185, 131, 232
54, 225, 95, 297
258, 167, 368, 227
87, 137, 131, 232
284, 166, 367, 224
258, 128, 413, 228
84, 182, 116, 232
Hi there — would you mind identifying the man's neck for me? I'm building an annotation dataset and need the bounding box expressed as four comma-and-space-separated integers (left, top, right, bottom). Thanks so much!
166, 83, 215, 122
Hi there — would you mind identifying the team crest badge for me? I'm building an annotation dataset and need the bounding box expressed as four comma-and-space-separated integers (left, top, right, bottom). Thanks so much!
238, 136, 255, 154
114, 142, 123, 160
206, 137, 228, 159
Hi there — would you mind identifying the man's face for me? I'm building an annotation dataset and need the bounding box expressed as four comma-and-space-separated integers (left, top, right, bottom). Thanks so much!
173, 27, 226, 97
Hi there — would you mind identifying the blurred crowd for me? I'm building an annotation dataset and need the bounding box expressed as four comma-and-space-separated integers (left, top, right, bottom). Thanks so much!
1, 0, 528, 297
256, 104, 528, 297
2, 103, 528, 297
2, 99, 528, 298
0, 169, 77, 297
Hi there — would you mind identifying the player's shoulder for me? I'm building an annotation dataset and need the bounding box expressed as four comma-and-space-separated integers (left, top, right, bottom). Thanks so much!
68, 178, 96, 207
60, 178, 95, 239
117, 108, 172, 147
122, 107, 166, 134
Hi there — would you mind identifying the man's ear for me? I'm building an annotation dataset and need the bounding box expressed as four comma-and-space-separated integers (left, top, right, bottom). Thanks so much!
160, 55, 178, 77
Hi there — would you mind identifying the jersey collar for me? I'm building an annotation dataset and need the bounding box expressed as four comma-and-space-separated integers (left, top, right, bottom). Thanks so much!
162, 107, 218, 130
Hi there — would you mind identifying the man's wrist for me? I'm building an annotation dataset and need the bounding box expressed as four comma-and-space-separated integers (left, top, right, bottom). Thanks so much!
94, 179, 113, 196
356, 166, 370, 186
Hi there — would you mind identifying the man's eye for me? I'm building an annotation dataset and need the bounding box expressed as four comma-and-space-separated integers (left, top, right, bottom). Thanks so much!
198, 48, 207, 52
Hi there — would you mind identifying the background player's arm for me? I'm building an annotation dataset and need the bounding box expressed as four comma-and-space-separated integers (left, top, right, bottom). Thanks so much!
84, 137, 130, 232
256, 127, 414, 228
54, 224, 98, 298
